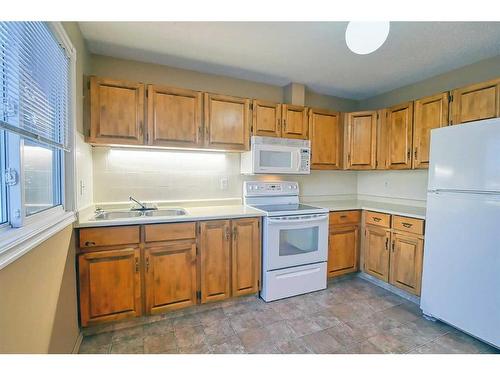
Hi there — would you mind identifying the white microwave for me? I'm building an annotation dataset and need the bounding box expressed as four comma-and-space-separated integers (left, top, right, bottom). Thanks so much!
241, 136, 311, 175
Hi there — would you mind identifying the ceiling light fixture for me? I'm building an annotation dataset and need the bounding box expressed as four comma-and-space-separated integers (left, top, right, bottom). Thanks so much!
345, 21, 390, 55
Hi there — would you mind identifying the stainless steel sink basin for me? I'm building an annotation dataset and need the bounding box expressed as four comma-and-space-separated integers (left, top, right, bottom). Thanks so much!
92, 208, 187, 220
144, 208, 187, 217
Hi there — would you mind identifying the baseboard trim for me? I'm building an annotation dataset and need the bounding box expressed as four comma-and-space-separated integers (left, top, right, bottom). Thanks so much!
72, 331, 83, 354
356, 272, 421, 305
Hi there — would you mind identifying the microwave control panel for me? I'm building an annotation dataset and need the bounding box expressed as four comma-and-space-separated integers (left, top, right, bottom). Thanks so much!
300, 148, 310, 171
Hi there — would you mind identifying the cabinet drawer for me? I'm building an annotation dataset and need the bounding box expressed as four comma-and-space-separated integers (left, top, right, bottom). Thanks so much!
329, 210, 360, 226
79, 226, 140, 248
393, 215, 424, 235
364, 211, 391, 228
145, 222, 196, 242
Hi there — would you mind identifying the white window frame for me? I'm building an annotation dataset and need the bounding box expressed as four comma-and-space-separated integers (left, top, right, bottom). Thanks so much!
0, 22, 77, 270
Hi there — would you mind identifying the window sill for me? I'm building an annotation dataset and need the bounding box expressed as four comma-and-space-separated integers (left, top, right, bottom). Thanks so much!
0, 210, 76, 270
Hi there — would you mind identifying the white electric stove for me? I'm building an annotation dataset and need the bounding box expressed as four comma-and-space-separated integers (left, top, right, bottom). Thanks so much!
243, 181, 328, 302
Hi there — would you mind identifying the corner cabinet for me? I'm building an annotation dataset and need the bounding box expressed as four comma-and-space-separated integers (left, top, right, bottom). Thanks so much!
88, 76, 145, 145
413, 93, 449, 169
204, 93, 250, 151
309, 108, 342, 170
451, 78, 500, 125
147, 85, 203, 148
344, 111, 377, 170
387, 102, 413, 170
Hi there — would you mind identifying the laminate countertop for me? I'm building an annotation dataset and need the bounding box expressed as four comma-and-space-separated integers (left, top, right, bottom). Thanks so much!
312, 200, 426, 220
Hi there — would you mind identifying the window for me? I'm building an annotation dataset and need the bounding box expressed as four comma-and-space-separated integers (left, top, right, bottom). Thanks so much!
0, 22, 72, 229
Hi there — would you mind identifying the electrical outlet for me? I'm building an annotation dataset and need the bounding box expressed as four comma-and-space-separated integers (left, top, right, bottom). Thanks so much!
220, 177, 228, 190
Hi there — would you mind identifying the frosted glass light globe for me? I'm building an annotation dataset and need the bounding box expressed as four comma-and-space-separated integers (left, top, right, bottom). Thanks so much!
345, 21, 390, 55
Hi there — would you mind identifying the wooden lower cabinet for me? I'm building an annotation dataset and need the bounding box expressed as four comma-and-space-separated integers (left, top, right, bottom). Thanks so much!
144, 240, 197, 314
364, 225, 391, 282
199, 220, 232, 303
78, 247, 142, 327
390, 232, 424, 296
328, 224, 359, 277
231, 218, 261, 296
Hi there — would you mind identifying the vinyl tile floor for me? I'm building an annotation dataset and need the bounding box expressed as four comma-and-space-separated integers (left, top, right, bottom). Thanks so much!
79, 277, 499, 354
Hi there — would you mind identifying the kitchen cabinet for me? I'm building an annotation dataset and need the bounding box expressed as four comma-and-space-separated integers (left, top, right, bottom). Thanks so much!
252, 99, 282, 137
147, 85, 203, 148
88, 76, 145, 145
363, 224, 391, 282
78, 248, 142, 327
144, 223, 198, 314
344, 111, 377, 170
199, 220, 232, 303
231, 218, 261, 296
327, 211, 360, 278
451, 78, 500, 125
389, 232, 424, 296
282, 104, 309, 139
309, 108, 342, 170
376, 109, 388, 170
204, 93, 250, 151
387, 102, 413, 169
413, 93, 449, 169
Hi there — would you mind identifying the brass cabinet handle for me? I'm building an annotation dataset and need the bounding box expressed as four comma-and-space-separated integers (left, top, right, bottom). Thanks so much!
283, 119, 287, 131
233, 227, 238, 241
392, 240, 395, 252
385, 237, 389, 250
146, 257, 150, 273
225, 227, 230, 241
84, 241, 96, 247
407, 149, 410, 160
340, 215, 347, 219
373, 217, 381, 222
414, 148, 418, 159
135, 258, 139, 273
402, 222, 413, 228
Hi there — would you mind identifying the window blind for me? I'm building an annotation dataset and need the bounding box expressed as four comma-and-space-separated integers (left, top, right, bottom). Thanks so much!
0, 22, 71, 150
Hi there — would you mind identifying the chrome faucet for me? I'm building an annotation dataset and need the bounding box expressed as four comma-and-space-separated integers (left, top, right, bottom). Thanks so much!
129, 196, 148, 210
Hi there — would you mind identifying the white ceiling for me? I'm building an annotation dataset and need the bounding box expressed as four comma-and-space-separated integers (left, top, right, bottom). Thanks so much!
79, 22, 500, 100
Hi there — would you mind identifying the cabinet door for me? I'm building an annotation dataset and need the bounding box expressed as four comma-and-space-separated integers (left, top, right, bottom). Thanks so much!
204, 93, 250, 151
144, 240, 197, 315
390, 232, 424, 295
147, 85, 202, 147
413, 93, 449, 169
451, 79, 500, 125
78, 248, 141, 327
387, 102, 413, 170
328, 224, 359, 277
253, 100, 282, 137
309, 108, 342, 170
89, 76, 145, 145
231, 218, 261, 297
282, 104, 308, 139
199, 220, 231, 303
363, 226, 390, 282
344, 111, 377, 170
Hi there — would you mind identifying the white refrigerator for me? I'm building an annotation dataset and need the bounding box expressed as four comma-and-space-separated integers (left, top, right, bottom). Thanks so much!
420, 118, 500, 349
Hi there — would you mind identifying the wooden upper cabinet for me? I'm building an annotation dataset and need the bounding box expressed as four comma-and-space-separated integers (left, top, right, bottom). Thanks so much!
144, 240, 197, 314
78, 248, 142, 327
147, 85, 202, 147
309, 109, 342, 170
231, 218, 261, 297
451, 78, 500, 125
88, 76, 145, 145
387, 102, 413, 170
204, 93, 250, 151
282, 104, 308, 139
413, 93, 449, 169
364, 225, 390, 282
328, 224, 359, 278
344, 111, 377, 170
199, 220, 231, 303
390, 232, 424, 295
376, 109, 388, 170
253, 100, 282, 137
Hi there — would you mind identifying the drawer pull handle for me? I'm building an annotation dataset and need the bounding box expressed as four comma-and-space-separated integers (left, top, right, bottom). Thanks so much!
373, 217, 381, 222
84, 241, 96, 247
402, 223, 413, 228
340, 215, 347, 219
385, 237, 389, 250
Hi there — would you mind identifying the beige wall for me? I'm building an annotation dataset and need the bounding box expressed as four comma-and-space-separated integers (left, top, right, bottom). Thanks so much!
0, 226, 78, 353
89, 54, 358, 112
359, 55, 500, 110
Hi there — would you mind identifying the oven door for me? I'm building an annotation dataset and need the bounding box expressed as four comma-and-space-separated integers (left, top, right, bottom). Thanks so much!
264, 213, 328, 271
253, 144, 303, 174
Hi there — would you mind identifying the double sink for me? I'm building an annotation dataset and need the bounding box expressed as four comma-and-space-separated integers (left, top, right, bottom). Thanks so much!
93, 208, 187, 221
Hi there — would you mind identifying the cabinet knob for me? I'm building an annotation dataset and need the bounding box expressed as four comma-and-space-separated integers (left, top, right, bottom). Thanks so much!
84, 241, 96, 247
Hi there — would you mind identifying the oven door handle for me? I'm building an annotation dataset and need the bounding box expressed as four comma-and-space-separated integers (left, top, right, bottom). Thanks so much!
267, 213, 328, 224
